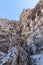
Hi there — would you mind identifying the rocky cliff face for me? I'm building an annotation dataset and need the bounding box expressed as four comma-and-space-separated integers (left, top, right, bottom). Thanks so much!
0, 0, 43, 65
20, 0, 43, 44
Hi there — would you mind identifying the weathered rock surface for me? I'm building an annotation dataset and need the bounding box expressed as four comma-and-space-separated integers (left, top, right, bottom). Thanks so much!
0, 0, 43, 65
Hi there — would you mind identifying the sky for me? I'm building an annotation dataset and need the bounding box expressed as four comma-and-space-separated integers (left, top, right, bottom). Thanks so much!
0, 0, 39, 20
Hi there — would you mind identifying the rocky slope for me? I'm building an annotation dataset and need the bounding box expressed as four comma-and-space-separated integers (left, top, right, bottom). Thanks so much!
0, 0, 43, 65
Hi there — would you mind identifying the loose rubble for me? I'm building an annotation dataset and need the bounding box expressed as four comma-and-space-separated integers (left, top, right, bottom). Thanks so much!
0, 0, 43, 65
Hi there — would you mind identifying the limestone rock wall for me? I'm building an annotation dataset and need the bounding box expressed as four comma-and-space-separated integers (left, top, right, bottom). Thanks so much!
0, 0, 43, 65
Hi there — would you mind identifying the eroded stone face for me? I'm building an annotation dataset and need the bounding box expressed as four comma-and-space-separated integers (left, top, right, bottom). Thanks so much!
19, 0, 43, 38
0, 0, 43, 65
28, 38, 43, 65
30, 54, 43, 65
